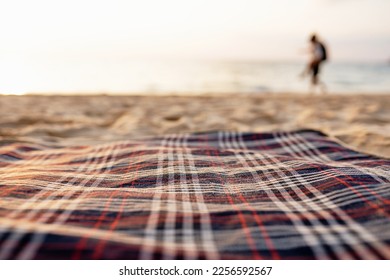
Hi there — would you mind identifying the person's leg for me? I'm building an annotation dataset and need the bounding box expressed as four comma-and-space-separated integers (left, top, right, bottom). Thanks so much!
309, 63, 319, 94
316, 62, 327, 94
311, 75, 318, 85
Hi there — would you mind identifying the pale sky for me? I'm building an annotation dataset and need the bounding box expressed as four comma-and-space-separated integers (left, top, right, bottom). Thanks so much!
0, 0, 389, 62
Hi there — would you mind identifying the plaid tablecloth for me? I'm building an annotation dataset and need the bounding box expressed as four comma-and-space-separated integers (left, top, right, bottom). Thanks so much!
0, 130, 389, 259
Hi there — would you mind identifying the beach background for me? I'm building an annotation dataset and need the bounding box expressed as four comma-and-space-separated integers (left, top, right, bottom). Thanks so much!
0, 0, 389, 157
1, 59, 390, 94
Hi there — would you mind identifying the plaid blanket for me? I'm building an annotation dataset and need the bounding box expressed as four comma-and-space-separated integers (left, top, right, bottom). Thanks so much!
0, 130, 389, 260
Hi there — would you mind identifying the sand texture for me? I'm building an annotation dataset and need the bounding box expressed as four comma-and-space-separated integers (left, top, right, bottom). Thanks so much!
0, 93, 389, 157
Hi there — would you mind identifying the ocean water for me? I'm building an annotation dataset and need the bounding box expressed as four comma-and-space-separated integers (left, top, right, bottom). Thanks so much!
1, 59, 389, 94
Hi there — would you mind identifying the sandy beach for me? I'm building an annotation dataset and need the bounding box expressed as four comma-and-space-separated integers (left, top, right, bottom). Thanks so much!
0, 93, 389, 157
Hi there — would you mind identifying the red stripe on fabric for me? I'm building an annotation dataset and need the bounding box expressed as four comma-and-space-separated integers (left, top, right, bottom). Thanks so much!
91, 148, 146, 260
322, 169, 390, 217
207, 133, 262, 260
287, 131, 390, 207
225, 194, 262, 260
71, 148, 145, 259
238, 193, 281, 260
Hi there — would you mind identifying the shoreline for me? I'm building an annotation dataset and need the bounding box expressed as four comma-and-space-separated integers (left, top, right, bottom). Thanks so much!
1, 91, 389, 97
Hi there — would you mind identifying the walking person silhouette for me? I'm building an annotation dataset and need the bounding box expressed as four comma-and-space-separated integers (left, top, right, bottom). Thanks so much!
301, 34, 328, 94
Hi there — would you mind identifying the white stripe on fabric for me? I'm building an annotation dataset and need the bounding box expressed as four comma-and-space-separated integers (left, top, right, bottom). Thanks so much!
287, 131, 390, 259
183, 133, 220, 259
221, 131, 328, 259
162, 134, 178, 260
15, 142, 123, 260
0, 144, 105, 259
140, 136, 168, 259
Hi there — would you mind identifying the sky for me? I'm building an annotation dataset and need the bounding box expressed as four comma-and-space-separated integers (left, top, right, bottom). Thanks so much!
0, 0, 389, 94
0, 0, 389, 62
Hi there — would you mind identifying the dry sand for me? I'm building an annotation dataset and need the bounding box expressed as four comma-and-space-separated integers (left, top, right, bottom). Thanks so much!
0, 93, 389, 157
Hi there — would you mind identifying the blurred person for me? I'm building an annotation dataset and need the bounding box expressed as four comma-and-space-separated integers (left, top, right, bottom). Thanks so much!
301, 34, 328, 93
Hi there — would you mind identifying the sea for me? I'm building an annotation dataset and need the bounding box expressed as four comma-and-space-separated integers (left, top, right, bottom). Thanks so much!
1, 59, 389, 94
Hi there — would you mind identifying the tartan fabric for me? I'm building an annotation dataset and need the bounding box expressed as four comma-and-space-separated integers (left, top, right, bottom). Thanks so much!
0, 130, 389, 260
